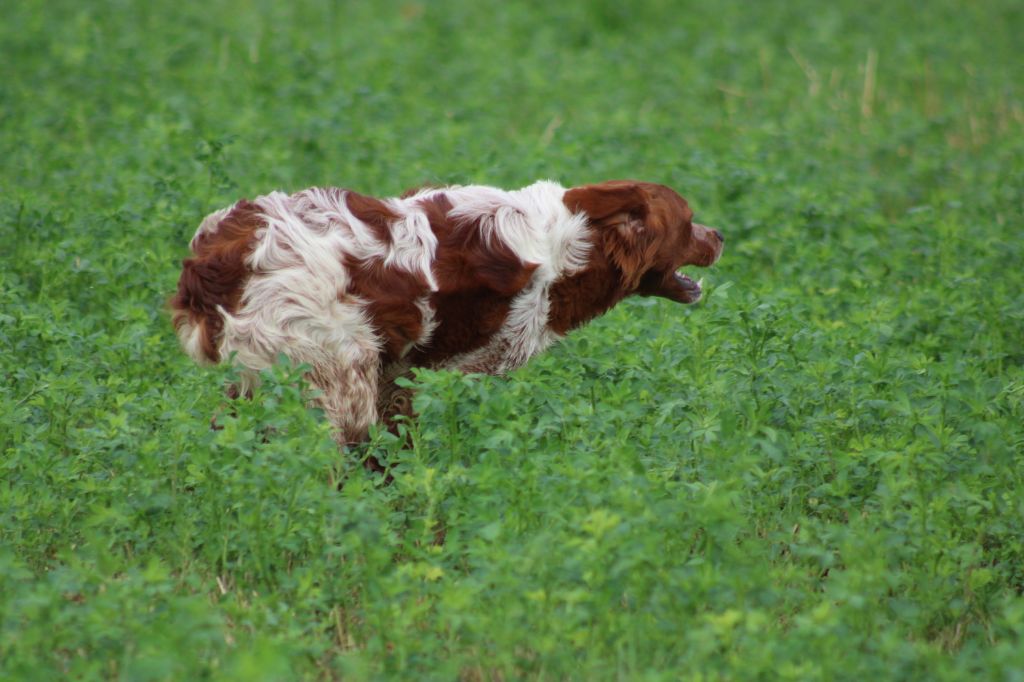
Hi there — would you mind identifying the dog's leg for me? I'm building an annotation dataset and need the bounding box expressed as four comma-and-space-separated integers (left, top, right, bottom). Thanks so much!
377, 363, 418, 439
380, 384, 417, 435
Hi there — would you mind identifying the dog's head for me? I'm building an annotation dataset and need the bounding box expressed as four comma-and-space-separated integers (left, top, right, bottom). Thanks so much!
563, 180, 724, 303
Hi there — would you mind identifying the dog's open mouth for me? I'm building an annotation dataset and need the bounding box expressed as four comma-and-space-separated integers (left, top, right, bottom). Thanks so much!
673, 271, 703, 303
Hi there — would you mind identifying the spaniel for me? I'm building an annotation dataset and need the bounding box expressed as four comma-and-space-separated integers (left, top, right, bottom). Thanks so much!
171, 180, 724, 459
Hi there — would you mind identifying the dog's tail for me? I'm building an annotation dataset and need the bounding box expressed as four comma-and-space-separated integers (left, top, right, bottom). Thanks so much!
169, 202, 260, 364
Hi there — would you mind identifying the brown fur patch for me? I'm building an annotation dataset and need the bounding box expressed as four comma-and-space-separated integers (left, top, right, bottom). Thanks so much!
346, 190, 399, 246
170, 201, 263, 362
345, 256, 430, 362
341, 191, 435, 362
563, 181, 647, 222
407, 291, 513, 366
424, 193, 538, 296
547, 258, 627, 335
563, 182, 656, 289
404, 192, 538, 365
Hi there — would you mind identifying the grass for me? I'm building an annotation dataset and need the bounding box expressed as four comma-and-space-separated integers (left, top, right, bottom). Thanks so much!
2, 0, 1023, 679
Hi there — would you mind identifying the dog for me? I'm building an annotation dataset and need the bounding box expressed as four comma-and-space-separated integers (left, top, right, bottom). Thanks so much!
170, 180, 724, 460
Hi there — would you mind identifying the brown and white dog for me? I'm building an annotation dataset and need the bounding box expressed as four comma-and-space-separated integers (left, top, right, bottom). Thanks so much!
170, 180, 724, 453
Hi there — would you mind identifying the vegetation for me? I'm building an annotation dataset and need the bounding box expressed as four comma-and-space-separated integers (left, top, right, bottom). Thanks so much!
2, 0, 1022, 678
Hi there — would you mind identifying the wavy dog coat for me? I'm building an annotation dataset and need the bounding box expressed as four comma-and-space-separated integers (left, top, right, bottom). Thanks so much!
171, 180, 724, 447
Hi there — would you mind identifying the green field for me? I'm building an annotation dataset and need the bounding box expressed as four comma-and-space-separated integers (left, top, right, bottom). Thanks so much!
3, 0, 1023, 679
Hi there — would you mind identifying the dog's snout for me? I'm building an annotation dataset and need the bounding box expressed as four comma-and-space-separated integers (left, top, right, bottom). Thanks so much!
712, 228, 724, 243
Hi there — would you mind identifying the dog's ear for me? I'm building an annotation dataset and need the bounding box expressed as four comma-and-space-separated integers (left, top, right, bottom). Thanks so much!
563, 181, 648, 223
564, 182, 656, 289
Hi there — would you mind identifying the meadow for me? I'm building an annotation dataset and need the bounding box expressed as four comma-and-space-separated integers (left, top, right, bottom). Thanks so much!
2, 0, 1023, 679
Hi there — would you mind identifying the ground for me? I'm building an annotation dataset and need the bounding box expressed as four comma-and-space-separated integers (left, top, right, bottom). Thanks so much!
1, 0, 1023, 679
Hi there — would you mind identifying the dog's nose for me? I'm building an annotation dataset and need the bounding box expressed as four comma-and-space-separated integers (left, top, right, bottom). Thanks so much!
712, 229, 724, 243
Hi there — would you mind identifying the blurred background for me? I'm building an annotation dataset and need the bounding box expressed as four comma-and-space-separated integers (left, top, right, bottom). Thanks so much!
2, 1, 1022, 679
